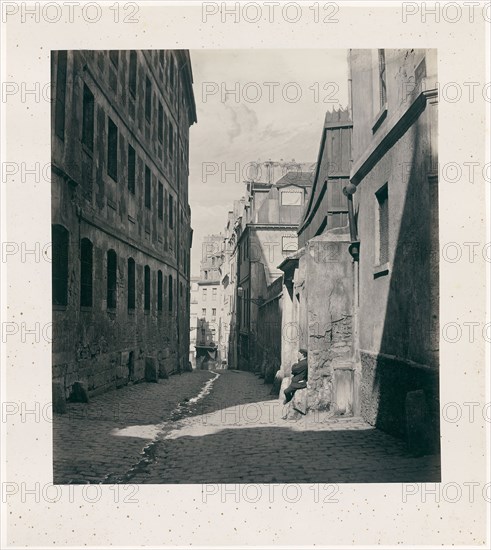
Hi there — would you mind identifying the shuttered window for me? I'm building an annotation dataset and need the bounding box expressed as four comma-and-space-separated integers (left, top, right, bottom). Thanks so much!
129, 51, 137, 97
376, 184, 389, 265
82, 84, 94, 151
144, 265, 150, 311
80, 238, 93, 307
157, 270, 163, 311
55, 51, 67, 140
127, 258, 136, 309
128, 144, 136, 194
145, 165, 151, 209
107, 117, 118, 181
158, 181, 163, 219
107, 250, 117, 309
145, 76, 152, 122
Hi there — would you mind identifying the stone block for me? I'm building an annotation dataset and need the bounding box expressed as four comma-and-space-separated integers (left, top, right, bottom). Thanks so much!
292, 388, 308, 415
68, 381, 89, 403
52, 382, 67, 414
406, 390, 429, 456
145, 357, 158, 382
158, 360, 169, 379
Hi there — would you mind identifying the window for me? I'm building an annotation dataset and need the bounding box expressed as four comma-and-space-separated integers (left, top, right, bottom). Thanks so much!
144, 265, 150, 311
129, 51, 137, 97
282, 235, 298, 254
158, 182, 163, 220
376, 184, 389, 265
204, 270, 208, 280
55, 50, 67, 140
212, 288, 217, 301
168, 274, 173, 312
107, 117, 118, 181
158, 102, 164, 143
281, 190, 302, 206
145, 76, 152, 122
202, 288, 207, 300
212, 308, 216, 317
378, 49, 387, 108
80, 238, 93, 307
109, 50, 119, 67
128, 144, 136, 194
107, 249, 117, 309
82, 84, 94, 151
127, 257, 135, 309
145, 166, 151, 209
168, 120, 174, 156
157, 270, 163, 311
169, 194, 174, 228
212, 257, 215, 266
52, 225, 69, 306
202, 308, 206, 317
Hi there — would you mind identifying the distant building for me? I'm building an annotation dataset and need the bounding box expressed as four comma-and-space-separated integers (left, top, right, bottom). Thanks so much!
189, 276, 199, 367
235, 170, 314, 372
195, 234, 225, 369
51, 50, 197, 398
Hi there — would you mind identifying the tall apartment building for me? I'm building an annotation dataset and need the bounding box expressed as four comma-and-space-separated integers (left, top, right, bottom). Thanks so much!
51, 50, 197, 398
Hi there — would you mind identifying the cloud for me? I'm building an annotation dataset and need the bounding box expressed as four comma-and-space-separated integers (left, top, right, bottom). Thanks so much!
224, 102, 259, 142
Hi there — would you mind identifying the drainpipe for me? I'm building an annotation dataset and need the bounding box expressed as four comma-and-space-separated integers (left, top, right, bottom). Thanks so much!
343, 181, 361, 415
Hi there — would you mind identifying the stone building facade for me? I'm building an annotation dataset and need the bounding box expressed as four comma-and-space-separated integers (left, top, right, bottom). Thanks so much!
195, 234, 225, 368
350, 48, 439, 450
235, 171, 313, 371
277, 49, 439, 451
51, 50, 196, 399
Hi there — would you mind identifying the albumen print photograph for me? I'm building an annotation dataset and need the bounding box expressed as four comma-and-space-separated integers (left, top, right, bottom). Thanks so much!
51, 47, 440, 484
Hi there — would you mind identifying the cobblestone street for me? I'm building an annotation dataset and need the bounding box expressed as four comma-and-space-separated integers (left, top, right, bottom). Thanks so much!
54, 370, 440, 484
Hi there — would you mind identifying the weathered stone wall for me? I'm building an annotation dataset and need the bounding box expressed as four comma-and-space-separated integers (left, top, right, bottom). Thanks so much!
301, 230, 355, 411
361, 351, 440, 453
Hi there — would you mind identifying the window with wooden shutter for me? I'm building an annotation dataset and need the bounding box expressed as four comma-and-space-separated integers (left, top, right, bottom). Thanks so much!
144, 265, 151, 311
157, 270, 163, 311
55, 51, 67, 140
128, 144, 136, 194
129, 51, 137, 98
145, 76, 152, 122
107, 249, 117, 309
127, 258, 136, 310
145, 165, 151, 209
80, 238, 93, 307
107, 117, 118, 181
82, 84, 94, 151
376, 184, 389, 265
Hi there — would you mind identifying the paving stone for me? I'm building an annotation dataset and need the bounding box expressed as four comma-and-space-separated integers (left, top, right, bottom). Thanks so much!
54, 369, 441, 485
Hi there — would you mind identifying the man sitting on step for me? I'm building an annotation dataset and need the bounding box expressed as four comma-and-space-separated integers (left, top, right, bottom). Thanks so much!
283, 349, 308, 404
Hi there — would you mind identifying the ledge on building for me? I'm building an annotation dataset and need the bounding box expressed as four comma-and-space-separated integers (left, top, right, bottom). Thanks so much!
373, 262, 390, 279
372, 103, 388, 133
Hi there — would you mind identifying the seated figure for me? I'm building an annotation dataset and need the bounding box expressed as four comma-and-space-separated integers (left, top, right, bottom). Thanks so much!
283, 349, 308, 404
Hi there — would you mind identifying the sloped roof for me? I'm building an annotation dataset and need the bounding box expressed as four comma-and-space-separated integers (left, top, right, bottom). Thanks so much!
275, 171, 314, 188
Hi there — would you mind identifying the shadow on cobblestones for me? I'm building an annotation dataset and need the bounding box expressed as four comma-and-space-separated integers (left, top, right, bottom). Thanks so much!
131, 425, 441, 484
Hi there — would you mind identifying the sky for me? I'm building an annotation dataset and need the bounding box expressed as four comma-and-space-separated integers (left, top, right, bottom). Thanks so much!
188, 49, 349, 276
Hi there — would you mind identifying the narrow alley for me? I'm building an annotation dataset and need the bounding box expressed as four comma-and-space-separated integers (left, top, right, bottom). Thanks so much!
54, 370, 440, 485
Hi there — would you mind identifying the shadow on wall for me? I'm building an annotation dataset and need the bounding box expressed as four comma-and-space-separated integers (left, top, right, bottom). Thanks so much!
362, 112, 440, 455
